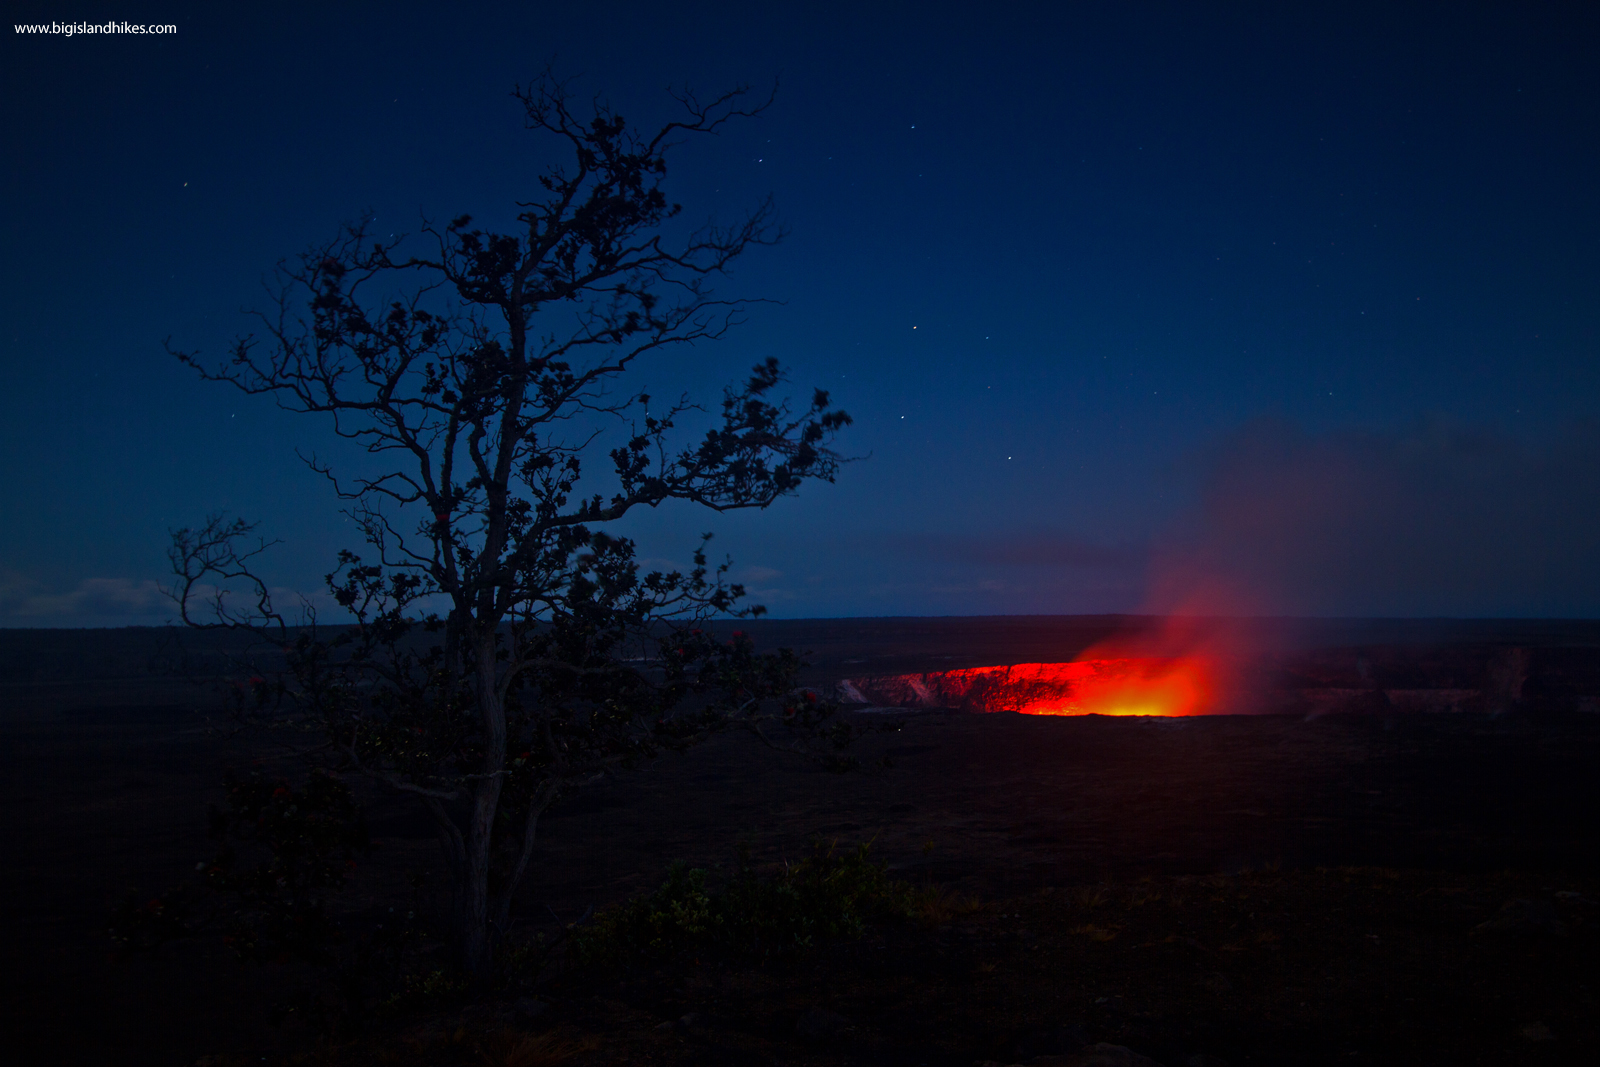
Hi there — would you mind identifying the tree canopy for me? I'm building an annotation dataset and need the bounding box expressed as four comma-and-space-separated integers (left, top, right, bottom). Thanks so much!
169, 76, 852, 977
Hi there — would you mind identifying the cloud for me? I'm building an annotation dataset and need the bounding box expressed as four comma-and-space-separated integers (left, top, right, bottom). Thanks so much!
0, 573, 172, 624
887, 532, 1148, 571
765, 531, 1149, 616
0, 573, 342, 628
1148, 418, 1600, 617
740, 565, 785, 585
732, 564, 797, 605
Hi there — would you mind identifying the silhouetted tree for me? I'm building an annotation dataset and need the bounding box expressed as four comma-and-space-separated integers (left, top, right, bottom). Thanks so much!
167, 75, 851, 979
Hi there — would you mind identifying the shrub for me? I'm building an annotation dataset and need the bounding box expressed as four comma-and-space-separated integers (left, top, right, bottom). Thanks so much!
572, 840, 922, 968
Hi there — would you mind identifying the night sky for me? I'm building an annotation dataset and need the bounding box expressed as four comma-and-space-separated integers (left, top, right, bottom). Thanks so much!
4, 1, 1599, 626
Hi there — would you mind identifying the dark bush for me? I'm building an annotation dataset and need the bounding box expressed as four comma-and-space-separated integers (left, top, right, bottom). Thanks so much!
572, 840, 921, 968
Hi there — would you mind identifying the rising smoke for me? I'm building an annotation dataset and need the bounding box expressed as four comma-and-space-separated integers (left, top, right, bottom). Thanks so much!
1148, 418, 1600, 617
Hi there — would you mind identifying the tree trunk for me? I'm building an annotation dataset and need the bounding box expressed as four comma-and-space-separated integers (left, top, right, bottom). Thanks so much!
461, 631, 508, 980
493, 786, 553, 933
460, 799, 493, 979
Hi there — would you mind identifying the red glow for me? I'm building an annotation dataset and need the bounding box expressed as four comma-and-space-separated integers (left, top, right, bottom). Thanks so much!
838, 614, 1247, 716
935, 656, 1214, 717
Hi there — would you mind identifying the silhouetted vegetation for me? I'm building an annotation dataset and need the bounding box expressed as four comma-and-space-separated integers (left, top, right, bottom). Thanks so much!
570, 840, 967, 970
164, 71, 852, 980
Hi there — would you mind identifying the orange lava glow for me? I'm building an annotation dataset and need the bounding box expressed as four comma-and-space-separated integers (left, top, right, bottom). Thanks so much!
1006, 657, 1212, 717
838, 617, 1238, 715
860, 655, 1216, 717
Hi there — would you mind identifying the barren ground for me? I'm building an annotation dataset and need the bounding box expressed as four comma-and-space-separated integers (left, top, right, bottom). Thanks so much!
2, 618, 1598, 1066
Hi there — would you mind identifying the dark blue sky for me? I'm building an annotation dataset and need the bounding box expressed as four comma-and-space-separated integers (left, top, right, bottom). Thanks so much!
4, 1, 1599, 625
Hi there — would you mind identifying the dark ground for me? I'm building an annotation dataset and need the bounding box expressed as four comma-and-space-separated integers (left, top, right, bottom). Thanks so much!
2, 618, 1598, 1066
